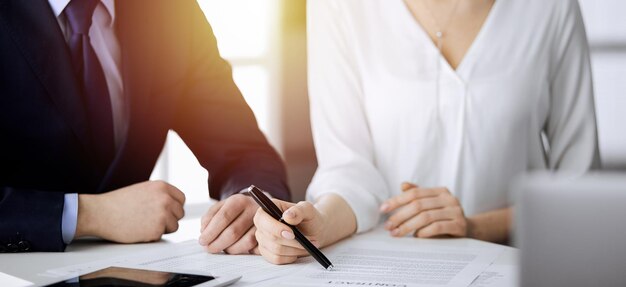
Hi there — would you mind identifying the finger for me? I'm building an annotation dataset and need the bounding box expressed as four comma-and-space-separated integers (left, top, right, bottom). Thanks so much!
380, 188, 440, 213
164, 213, 179, 234
224, 226, 257, 255
401, 182, 418, 192
205, 210, 254, 253
385, 197, 447, 230
385, 196, 450, 230
263, 240, 310, 257
250, 246, 261, 255
169, 200, 185, 220
258, 244, 298, 265
391, 208, 451, 237
201, 201, 224, 232
199, 199, 244, 245
256, 227, 308, 250
256, 229, 309, 256
164, 184, 186, 205
416, 219, 466, 238
253, 208, 308, 250
282, 201, 317, 226
254, 208, 294, 241
272, 198, 296, 213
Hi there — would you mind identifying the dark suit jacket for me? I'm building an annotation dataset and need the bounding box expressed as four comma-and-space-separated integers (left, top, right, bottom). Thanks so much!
0, 0, 290, 252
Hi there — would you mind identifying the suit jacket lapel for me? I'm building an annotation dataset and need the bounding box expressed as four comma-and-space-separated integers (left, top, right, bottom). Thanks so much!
0, 0, 92, 152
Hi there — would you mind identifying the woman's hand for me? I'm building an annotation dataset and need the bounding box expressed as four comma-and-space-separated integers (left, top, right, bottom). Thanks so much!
253, 199, 327, 265
380, 182, 468, 238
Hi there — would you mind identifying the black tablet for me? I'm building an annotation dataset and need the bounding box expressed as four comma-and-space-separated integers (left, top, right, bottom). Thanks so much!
43, 266, 241, 287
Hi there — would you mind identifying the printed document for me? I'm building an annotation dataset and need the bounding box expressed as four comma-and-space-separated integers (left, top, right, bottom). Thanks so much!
469, 265, 517, 287
283, 239, 502, 287
45, 229, 504, 287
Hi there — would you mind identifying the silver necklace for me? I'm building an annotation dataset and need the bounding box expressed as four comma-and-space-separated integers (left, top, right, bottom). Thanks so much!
419, 0, 462, 128
421, 0, 462, 53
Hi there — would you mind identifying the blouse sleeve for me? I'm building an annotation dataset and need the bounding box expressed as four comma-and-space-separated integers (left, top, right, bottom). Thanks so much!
546, 0, 601, 171
306, 0, 389, 233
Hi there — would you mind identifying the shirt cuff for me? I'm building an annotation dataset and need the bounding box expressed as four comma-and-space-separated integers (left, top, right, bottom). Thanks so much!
62, 193, 79, 244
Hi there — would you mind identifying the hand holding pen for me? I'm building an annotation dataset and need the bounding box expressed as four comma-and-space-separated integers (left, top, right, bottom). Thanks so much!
248, 186, 333, 269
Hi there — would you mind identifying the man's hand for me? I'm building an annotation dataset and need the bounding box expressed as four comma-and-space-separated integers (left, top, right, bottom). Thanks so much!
380, 182, 468, 238
198, 193, 260, 254
75, 180, 186, 243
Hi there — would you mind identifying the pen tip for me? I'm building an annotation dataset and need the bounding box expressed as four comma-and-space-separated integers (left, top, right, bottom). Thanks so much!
326, 265, 334, 271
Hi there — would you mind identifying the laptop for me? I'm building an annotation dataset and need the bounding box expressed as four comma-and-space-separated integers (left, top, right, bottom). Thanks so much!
515, 172, 626, 287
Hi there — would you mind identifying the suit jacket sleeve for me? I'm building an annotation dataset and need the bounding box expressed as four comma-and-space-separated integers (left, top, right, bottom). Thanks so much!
0, 187, 66, 252
172, 2, 290, 201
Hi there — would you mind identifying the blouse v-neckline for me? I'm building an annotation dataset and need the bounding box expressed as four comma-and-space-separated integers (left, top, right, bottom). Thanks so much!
397, 0, 502, 82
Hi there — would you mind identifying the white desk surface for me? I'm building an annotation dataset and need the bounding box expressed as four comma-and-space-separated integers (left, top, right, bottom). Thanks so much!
0, 202, 519, 286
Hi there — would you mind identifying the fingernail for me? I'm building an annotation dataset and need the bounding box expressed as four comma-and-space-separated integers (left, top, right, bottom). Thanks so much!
281, 230, 295, 240
380, 203, 389, 212
284, 210, 295, 218
391, 229, 400, 236
384, 221, 393, 230
198, 238, 207, 246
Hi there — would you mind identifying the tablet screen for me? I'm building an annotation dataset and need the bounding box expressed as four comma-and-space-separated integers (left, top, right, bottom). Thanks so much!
44, 266, 216, 287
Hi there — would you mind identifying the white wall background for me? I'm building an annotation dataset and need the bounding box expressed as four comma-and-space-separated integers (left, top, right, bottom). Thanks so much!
579, 0, 626, 169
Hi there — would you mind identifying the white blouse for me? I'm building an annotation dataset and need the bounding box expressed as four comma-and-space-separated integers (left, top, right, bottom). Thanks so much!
306, 0, 600, 233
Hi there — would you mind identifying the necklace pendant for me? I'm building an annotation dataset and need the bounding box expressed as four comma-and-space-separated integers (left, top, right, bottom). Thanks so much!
436, 31, 443, 39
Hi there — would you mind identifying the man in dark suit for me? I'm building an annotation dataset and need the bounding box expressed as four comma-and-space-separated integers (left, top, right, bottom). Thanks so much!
0, 0, 290, 253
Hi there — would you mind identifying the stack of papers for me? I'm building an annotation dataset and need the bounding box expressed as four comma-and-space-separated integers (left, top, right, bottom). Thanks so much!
44, 229, 514, 287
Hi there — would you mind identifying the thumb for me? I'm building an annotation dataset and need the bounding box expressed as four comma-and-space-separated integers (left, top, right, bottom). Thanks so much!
282, 201, 317, 226
401, 182, 418, 192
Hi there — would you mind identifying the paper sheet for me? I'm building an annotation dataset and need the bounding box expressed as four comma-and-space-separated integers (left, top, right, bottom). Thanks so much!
282, 240, 502, 287
45, 235, 506, 287
469, 265, 517, 287
0, 272, 32, 287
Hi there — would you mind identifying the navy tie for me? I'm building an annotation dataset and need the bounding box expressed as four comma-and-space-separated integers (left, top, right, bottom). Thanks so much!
65, 0, 115, 171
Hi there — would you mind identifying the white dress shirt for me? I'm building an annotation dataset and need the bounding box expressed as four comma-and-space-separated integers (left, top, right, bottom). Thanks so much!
48, 0, 124, 243
306, 0, 600, 233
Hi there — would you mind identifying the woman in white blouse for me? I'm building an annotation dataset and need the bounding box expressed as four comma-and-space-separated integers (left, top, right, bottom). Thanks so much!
253, 0, 600, 264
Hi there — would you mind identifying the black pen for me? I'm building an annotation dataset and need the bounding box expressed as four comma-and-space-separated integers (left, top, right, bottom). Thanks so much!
245, 185, 334, 271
